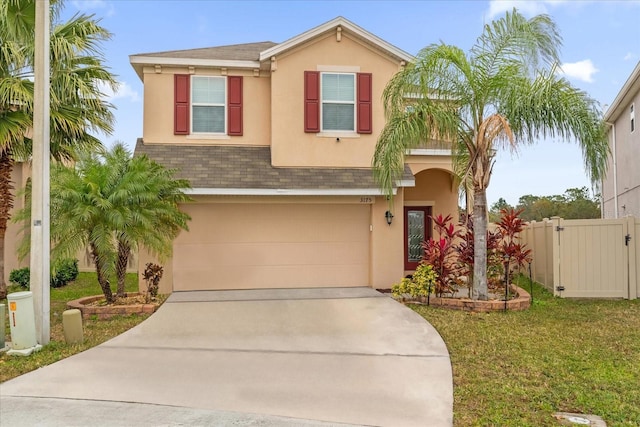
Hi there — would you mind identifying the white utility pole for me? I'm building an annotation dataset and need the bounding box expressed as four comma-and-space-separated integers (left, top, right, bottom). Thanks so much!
31, 0, 51, 345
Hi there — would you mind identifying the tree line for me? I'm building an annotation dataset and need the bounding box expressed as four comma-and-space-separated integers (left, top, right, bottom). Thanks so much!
489, 187, 600, 222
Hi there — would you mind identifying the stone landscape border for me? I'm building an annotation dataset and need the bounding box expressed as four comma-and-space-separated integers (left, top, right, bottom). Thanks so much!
67, 293, 158, 320
401, 285, 531, 312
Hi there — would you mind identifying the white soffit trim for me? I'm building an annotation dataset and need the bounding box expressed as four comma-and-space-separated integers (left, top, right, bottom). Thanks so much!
130, 56, 260, 71
397, 179, 415, 187
186, 188, 403, 196
407, 148, 452, 156
259, 16, 414, 63
604, 61, 640, 122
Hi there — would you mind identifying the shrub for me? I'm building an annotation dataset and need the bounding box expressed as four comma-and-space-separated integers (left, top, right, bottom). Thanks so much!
143, 263, 163, 303
495, 208, 532, 287
51, 258, 79, 288
9, 267, 30, 289
392, 264, 438, 300
422, 214, 460, 296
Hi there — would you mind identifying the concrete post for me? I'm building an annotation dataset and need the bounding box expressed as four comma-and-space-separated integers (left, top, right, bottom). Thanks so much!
31, 0, 51, 345
62, 309, 83, 345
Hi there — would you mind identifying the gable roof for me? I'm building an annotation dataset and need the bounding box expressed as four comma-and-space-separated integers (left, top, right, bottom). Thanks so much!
130, 17, 413, 81
134, 139, 414, 196
259, 16, 413, 63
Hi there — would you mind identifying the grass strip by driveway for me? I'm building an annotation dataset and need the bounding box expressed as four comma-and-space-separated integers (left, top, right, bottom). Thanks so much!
1, 272, 147, 383
411, 277, 640, 426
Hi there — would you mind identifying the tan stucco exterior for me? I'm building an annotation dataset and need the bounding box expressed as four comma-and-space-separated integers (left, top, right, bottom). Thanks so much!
270, 32, 401, 168
142, 67, 272, 146
127, 17, 460, 293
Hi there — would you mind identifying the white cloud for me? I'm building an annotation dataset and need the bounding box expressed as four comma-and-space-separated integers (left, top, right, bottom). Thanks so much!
624, 52, 638, 61
486, 0, 569, 19
99, 81, 140, 102
71, 0, 116, 17
558, 59, 599, 83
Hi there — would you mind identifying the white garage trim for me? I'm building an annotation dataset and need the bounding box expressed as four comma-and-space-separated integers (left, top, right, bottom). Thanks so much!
185, 187, 406, 196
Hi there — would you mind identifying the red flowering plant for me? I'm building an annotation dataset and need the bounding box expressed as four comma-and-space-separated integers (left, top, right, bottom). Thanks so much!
495, 208, 533, 287
421, 214, 461, 296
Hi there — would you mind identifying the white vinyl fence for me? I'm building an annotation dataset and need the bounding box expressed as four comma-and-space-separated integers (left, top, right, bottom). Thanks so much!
520, 216, 639, 299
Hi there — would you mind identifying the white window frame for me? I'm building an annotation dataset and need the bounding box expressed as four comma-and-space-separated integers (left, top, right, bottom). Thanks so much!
320, 72, 356, 133
191, 75, 227, 135
631, 103, 635, 133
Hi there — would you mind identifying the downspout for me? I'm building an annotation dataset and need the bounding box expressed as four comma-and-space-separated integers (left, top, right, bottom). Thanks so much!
605, 122, 619, 219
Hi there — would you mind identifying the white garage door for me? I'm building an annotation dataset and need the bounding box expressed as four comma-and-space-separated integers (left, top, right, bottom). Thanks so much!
172, 203, 370, 291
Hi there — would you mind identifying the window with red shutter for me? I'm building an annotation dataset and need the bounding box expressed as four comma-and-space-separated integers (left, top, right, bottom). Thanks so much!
228, 76, 243, 136
357, 73, 372, 134
309, 71, 372, 134
304, 71, 320, 132
174, 74, 190, 135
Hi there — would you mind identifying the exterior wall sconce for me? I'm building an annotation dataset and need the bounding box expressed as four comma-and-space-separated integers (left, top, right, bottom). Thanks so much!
385, 210, 394, 225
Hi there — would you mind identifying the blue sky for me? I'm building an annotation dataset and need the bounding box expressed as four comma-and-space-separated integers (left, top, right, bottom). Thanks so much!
64, 0, 640, 206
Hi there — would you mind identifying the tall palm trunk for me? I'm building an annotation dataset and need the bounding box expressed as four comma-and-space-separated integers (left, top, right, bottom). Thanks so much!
0, 227, 6, 300
472, 188, 489, 300
115, 239, 130, 298
91, 244, 114, 303
0, 152, 15, 300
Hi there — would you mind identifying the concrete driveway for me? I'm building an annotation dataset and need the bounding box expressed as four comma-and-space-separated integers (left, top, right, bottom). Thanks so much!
0, 287, 453, 426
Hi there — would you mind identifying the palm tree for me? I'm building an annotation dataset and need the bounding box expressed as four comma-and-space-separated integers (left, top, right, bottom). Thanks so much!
0, 0, 116, 298
17, 143, 191, 303
103, 144, 192, 297
61, 144, 190, 302
373, 9, 607, 300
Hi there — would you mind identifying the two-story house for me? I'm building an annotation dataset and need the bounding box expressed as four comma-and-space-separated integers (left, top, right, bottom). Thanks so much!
131, 17, 458, 294
603, 61, 640, 218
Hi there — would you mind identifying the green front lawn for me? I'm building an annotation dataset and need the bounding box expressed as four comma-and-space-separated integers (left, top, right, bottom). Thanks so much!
1, 272, 146, 383
3, 273, 638, 426
412, 277, 640, 426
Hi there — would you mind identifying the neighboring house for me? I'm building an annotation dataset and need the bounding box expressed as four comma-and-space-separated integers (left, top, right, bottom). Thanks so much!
602, 61, 640, 219
4, 162, 30, 285
131, 17, 458, 294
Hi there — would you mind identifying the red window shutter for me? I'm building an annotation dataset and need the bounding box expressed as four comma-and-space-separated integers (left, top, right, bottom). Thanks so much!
174, 74, 190, 135
357, 73, 372, 134
228, 76, 243, 136
304, 71, 320, 133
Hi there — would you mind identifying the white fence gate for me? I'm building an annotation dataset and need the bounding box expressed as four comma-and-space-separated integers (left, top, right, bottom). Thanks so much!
521, 217, 638, 299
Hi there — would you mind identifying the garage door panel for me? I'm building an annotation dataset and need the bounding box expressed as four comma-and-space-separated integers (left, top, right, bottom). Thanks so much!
174, 203, 370, 290
175, 241, 369, 268
181, 204, 367, 244
174, 264, 369, 291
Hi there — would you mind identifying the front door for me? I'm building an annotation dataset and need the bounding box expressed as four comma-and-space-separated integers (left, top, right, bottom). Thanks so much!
404, 206, 432, 271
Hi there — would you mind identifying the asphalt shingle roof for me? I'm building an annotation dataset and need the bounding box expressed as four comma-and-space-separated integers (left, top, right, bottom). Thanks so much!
134, 139, 413, 190
132, 42, 278, 62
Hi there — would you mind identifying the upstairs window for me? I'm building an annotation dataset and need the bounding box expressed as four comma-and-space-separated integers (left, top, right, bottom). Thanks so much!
304, 71, 372, 134
192, 76, 226, 133
631, 103, 635, 133
321, 73, 355, 131
174, 74, 242, 136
